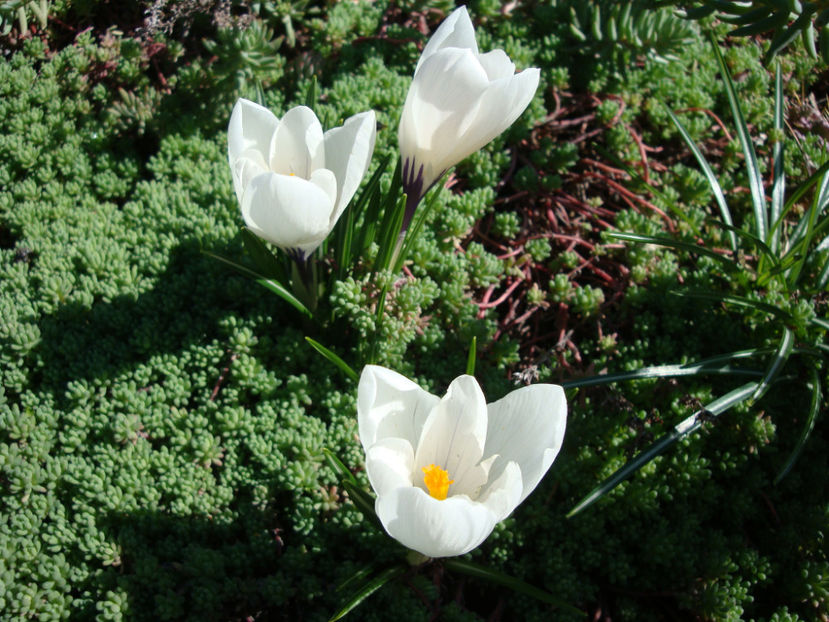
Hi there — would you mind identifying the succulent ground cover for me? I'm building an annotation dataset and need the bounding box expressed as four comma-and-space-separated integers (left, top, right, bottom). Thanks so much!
1, 1, 828, 620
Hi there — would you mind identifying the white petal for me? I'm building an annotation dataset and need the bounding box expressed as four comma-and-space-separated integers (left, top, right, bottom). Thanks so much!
440, 68, 540, 174
228, 98, 279, 166
376, 486, 497, 558
414, 375, 487, 490
322, 110, 376, 223
308, 167, 338, 208
268, 105, 324, 178
477, 49, 515, 81
399, 48, 490, 191
365, 437, 415, 498
484, 384, 567, 504
240, 172, 334, 254
231, 151, 268, 205
416, 6, 478, 73
477, 460, 522, 522
357, 365, 440, 450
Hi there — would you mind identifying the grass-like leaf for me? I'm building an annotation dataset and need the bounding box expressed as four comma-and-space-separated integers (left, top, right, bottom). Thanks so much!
666, 108, 737, 252
786, 165, 829, 286
567, 381, 759, 517
775, 367, 822, 484
466, 336, 477, 376
305, 337, 359, 382
202, 250, 313, 317
342, 480, 381, 530
323, 448, 358, 486
561, 349, 767, 390
670, 290, 792, 322
709, 32, 767, 241
751, 327, 793, 401
606, 231, 739, 269
769, 62, 785, 256
241, 227, 287, 281
329, 565, 406, 621
393, 176, 447, 273
444, 559, 583, 615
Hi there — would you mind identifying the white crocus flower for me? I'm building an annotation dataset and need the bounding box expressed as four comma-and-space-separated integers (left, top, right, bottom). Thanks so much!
228, 99, 376, 260
358, 365, 567, 559
397, 6, 540, 228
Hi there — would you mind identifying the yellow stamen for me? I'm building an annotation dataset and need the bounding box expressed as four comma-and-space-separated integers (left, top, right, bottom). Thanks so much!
422, 464, 454, 500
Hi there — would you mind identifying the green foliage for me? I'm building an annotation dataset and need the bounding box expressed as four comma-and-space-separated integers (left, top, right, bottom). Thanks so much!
0, 0, 48, 36
1, 2, 828, 621
681, 0, 829, 64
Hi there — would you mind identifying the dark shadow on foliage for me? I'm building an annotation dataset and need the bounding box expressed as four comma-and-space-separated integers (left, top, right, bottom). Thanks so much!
32, 238, 298, 395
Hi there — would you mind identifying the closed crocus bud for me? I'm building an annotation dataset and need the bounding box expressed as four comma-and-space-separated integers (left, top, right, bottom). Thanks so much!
228, 99, 376, 260
398, 6, 540, 230
357, 365, 567, 559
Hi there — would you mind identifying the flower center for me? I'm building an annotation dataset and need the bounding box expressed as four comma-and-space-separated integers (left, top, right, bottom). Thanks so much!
422, 464, 454, 500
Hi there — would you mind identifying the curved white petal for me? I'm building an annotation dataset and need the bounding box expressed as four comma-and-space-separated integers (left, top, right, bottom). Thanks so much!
484, 384, 567, 504
365, 436, 415, 498
231, 150, 269, 205
399, 48, 490, 191
308, 167, 338, 209
414, 375, 487, 488
357, 365, 440, 450
417, 6, 478, 72
441, 68, 540, 174
228, 98, 279, 166
477, 460, 522, 522
322, 110, 376, 223
240, 172, 334, 254
477, 49, 515, 81
268, 105, 325, 178
376, 486, 498, 558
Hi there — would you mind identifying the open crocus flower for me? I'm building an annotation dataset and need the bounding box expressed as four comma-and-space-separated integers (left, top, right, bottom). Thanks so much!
228, 99, 376, 259
358, 365, 567, 558
397, 6, 540, 231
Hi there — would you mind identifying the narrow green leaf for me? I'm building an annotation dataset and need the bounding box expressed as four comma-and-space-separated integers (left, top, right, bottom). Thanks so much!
709, 32, 767, 241
786, 165, 829, 285
775, 367, 822, 483
773, 160, 829, 239
769, 61, 785, 256
810, 316, 829, 331
444, 559, 583, 615
729, 9, 787, 37
567, 381, 759, 517
341, 480, 381, 530
305, 337, 359, 382
241, 228, 287, 281
751, 327, 793, 401
666, 108, 737, 252
466, 336, 477, 376
329, 565, 406, 621
670, 290, 792, 322
203, 250, 313, 317
393, 176, 446, 273
561, 349, 767, 390
323, 448, 358, 486
607, 231, 739, 269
